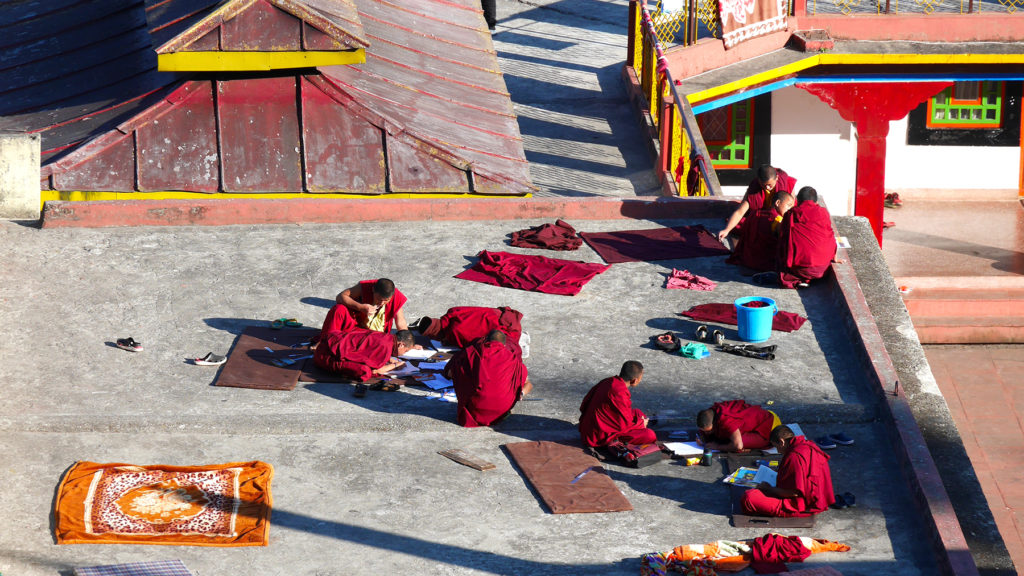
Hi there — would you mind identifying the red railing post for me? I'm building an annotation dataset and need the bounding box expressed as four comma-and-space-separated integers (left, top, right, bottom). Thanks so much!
627, 0, 638, 67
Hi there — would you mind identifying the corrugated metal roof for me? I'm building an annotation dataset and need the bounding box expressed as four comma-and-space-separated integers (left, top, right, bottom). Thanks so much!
0, 0, 533, 194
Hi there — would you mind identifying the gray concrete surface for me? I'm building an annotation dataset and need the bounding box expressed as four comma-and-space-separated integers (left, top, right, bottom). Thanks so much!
1, 215, 940, 575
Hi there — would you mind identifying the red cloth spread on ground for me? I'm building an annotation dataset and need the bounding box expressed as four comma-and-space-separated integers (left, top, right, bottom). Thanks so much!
455, 250, 609, 296
728, 170, 797, 272
680, 303, 807, 332
777, 201, 837, 288
509, 219, 582, 251
446, 339, 528, 427
742, 435, 835, 517
424, 306, 523, 349
579, 226, 730, 264
666, 269, 716, 291
352, 279, 407, 331
579, 376, 656, 447
314, 321, 394, 382
711, 399, 776, 450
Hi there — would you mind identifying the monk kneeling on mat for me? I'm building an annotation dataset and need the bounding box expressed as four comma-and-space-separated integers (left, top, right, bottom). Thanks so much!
413, 306, 524, 351
579, 361, 656, 448
313, 305, 417, 381
445, 330, 532, 428
741, 425, 835, 517
697, 399, 781, 452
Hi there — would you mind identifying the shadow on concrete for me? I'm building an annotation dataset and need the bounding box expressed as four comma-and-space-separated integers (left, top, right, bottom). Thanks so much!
203, 317, 265, 336
300, 296, 335, 309
492, 30, 576, 51
606, 467, 730, 516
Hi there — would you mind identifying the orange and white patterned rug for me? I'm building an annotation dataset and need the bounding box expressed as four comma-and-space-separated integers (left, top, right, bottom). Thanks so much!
55, 461, 273, 546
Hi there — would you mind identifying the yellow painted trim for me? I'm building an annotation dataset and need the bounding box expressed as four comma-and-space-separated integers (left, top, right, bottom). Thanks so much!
158, 49, 365, 72
686, 56, 820, 104
685, 52, 1024, 105
40, 190, 531, 210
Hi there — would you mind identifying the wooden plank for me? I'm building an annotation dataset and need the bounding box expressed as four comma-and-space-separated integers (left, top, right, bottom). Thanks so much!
52, 133, 135, 192
137, 80, 219, 192
218, 76, 302, 192
387, 135, 469, 193
438, 449, 496, 471
300, 76, 385, 193
221, 0, 300, 51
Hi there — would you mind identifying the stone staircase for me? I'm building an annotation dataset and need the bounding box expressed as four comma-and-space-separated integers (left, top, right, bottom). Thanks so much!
896, 276, 1024, 344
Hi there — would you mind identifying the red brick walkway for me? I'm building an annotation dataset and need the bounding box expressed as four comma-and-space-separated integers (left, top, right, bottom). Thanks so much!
926, 345, 1024, 571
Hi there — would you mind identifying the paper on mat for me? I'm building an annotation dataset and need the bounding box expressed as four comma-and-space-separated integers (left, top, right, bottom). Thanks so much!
418, 360, 449, 370
430, 340, 460, 353
385, 363, 419, 377
753, 465, 777, 487
400, 349, 437, 360
662, 442, 704, 457
421, 374, 454, 390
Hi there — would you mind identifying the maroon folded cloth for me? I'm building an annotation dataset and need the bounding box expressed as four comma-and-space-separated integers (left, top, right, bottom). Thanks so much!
751, 533, 813, 573
456, 250, 609, 296
509, 219, 582, 251
579, 225, 730, 264
680, 303, 807, 332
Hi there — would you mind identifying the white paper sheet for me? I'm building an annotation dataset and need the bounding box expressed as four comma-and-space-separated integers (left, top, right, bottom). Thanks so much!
662, 441, 705, 457
384, 363, 419, 377
399, 348, 437, 360
430, 340, 460, 353
786, 423, 804, 438
420, 374, 454, 390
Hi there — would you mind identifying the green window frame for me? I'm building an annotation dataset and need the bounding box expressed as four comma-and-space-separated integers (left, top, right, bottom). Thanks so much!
927, 81, 1003, 129
698, 100, 752, 170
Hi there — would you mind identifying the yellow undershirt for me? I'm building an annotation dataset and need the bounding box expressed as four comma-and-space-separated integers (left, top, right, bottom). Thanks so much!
366, 306, 387, 332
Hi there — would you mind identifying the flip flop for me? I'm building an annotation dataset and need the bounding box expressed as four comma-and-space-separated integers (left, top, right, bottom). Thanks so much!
270, 318, 303, 329
193, 352, 226, 366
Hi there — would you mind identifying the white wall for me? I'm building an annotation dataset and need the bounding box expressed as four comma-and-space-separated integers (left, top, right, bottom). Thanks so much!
884, 115, 1020, 190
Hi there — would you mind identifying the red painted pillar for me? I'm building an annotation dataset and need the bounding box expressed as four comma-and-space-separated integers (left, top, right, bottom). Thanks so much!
797, 82, 952, 245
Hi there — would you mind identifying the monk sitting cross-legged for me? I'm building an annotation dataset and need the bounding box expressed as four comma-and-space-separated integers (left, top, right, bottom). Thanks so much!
741, 425, 835, 517
413, 306, 523, 350
578, 361, 656, 448
336, 278, 409, 332
313, 305, 416, 382
697, 399, 781, 452
445, 330, 532, 428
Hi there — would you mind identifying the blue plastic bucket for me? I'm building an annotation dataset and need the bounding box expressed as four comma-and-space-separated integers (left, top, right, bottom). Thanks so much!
734, 296, 778, 343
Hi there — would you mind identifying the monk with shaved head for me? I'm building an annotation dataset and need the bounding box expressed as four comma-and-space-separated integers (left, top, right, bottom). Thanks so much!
741, 425, 835, 517
723, 166, 798, 272
446, 330, 532, 427
314, 305, 417, 381
337, 278, 409, 332
579, 361, 656, 448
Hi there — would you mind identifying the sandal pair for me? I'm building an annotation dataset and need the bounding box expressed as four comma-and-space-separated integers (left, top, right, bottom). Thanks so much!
694, 325, 725, 346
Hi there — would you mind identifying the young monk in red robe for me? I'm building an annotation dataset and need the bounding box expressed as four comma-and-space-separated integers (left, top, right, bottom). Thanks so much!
415, 306, 523, 349
578, 361, 656, 447
726, 188, 796, 272
697, 399, 781, 452
445, 330, 532, 428
336, 278, 409, 332
775, 186, 839, 289
741, 425, 835, 517
313, 305, 416, 381
718, 165, 797, 243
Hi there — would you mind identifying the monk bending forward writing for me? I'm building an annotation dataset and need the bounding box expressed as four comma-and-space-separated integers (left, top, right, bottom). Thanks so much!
445, 330, 532, 427
337, 278, 409, 332
313, 305, 416, 381
579, 361, 656, 447
742, 425, 835, 517
414, 306, 523, 349
697, 399, 781, 452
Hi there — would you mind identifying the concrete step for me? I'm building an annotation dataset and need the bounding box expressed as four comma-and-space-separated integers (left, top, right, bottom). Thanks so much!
896, 277, 1024, 344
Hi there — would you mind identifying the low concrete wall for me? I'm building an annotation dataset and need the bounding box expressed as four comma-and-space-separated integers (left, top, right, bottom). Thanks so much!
0, 132, 41, 220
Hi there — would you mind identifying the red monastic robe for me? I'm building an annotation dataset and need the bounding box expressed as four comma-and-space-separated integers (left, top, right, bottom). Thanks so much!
710, 399, 776, 450
578, 377, 656, 447
727, 169, 797, 272
314, 307, 395, 381
446, 339, 528, 427
777, 201, 837, 288
349, 279, 407, 332
741, 435, 835, 517
424, 306, 523, 349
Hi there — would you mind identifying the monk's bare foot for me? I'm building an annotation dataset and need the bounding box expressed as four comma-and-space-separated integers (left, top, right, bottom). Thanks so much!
521, 380, 533, 397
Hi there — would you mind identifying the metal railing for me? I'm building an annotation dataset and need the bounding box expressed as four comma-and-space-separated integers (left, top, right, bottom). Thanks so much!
805, 0, 1023, 15
628, 0, 721, 197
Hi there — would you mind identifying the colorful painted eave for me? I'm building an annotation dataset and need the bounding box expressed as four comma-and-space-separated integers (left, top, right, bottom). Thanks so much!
158, 49, 365, 71
686, 52, 1024, 107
